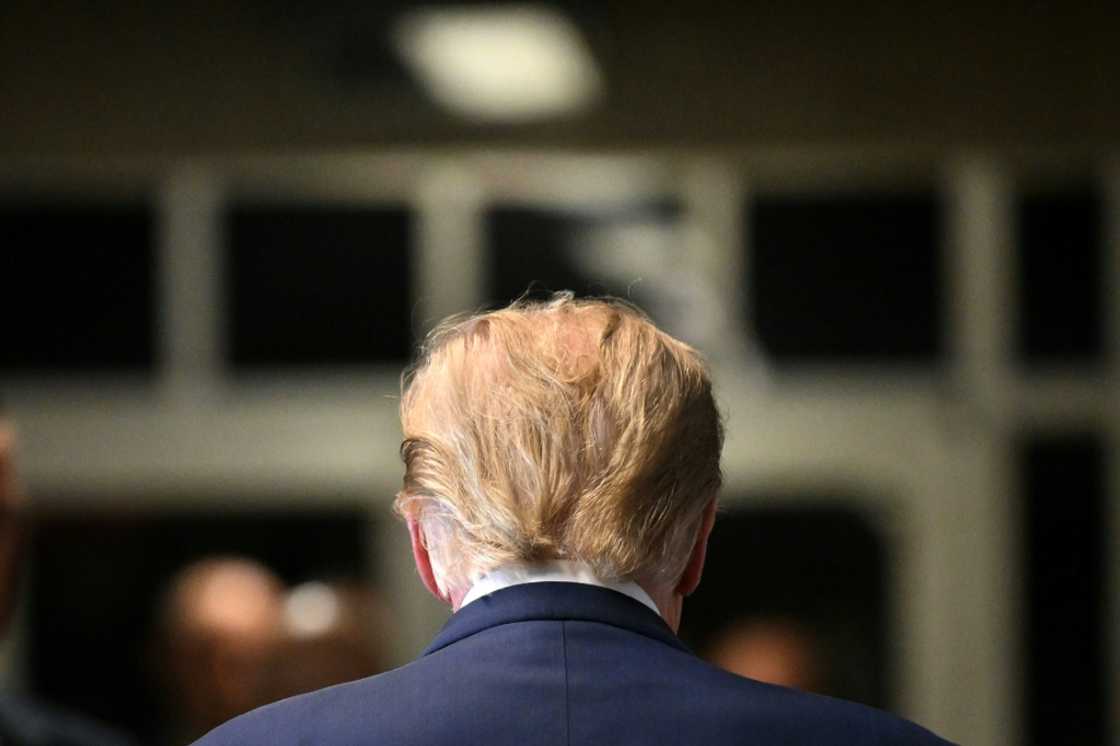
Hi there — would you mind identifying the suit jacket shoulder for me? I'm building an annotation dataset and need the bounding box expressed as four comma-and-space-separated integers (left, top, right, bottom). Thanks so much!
196, 583, 955, 746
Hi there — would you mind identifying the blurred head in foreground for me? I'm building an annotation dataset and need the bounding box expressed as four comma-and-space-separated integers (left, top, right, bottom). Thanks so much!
1, 420, 135, 745
395, 293, 724, 630
0, 422, 25, 638
158, 558, 284, 741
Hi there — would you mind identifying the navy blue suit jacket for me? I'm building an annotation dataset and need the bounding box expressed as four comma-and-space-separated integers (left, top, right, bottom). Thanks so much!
196, 582, 953, 745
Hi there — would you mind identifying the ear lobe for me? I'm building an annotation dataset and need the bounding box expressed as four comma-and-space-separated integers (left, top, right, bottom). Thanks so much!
408, 517, 450, 605
676, 498, 718, 598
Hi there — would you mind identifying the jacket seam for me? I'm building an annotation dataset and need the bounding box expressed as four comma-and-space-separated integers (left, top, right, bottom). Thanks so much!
867, 701, 881, 746
561, 620, 572, 746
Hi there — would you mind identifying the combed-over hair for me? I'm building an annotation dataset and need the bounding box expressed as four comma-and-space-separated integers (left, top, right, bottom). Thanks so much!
394, 293, 723, 595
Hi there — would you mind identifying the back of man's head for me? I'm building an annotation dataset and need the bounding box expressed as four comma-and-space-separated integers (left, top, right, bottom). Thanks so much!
395, 293, 723, 596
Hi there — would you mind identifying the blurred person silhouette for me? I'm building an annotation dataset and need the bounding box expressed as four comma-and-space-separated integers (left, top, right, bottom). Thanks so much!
0, 415, 134, 745
155, 557, 284, 744
706, 617, 823, 693
262, 581, 389, 701
195, 294, 952, 745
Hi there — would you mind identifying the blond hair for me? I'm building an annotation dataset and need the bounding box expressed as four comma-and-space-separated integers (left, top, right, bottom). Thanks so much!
394, 293, 723, 594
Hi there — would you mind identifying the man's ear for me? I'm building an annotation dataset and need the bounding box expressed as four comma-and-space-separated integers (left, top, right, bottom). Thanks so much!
675, 498, 718, 598
407, 517, 450, 605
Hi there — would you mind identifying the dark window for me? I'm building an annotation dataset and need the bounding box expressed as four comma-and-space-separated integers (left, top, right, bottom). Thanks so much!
29, 505, 374, 743
1015, 187, 1103, 365
226, 204, 414, 368
1019, 432, 1109, 746
484, 202, 681, 311
748, 191, 942, 364
0, 201, 156, 373
680, 503, 889, 708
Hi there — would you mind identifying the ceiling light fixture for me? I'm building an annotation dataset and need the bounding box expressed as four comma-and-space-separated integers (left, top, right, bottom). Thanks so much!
391, 4, 603, 124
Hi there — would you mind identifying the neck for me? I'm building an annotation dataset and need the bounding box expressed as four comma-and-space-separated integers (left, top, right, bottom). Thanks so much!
640, 582, 684, 632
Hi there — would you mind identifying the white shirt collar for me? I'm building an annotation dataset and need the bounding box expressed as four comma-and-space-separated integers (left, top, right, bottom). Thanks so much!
458, 560, 661, 617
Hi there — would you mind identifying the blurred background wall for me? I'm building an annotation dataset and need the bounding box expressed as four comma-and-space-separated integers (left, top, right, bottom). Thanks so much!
1, 1, 1117, 744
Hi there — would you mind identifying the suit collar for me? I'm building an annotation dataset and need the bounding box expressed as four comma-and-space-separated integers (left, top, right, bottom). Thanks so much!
422, 582, 690, 656
459, 560, 660, 615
